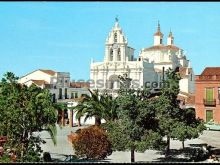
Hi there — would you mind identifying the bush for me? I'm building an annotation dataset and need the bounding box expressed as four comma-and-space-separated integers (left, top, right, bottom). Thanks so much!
72, 126, 112, 160
43, 152, 52, 162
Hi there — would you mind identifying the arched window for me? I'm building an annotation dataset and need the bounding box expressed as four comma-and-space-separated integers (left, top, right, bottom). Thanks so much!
110, 49, 113, 61
117, 48, 121, 61
160, 38, 162, 44
114, 33, 117, 43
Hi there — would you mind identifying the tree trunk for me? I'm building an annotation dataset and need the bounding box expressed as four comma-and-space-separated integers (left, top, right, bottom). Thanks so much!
95, 116, 101, 126
61, 110, 65, 126
165, 135, 170, 157
21, 143, 24, 161
182, 140, 185, 149
69, 109, 73, 127
78, 117, 81, 127
131, 145, 135, 162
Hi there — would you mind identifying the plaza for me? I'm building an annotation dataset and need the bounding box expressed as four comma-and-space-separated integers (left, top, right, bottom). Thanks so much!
39, 124, 220, 162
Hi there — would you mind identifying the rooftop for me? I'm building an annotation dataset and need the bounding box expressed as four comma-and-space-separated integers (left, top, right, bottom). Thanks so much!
143, 45, 181, 51
31, 80, 49, 86
70, 82, 90, 88
39, 69, 56, 76
201, 67, 220, 76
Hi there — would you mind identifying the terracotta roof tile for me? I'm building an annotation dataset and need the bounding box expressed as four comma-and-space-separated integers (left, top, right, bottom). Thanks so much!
39, 69, 56, 76
154, 31, 164, 37
70, 82, 90, 88
177, 93, 195, 105
201, 67, 220, 76
143, 45, 181, 51
179, 67, 187, 77
186, 95, 195, 105
31, 80, 48, 86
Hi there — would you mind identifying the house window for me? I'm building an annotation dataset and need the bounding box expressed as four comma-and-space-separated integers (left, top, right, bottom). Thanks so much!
52, 94, 56, 103
59, 88, 62, 99
65, 88, 68, 99
205, 88, 214, 101
206, 110, 213, 122
71, 93, 74, 99
114, 33, 117, 42
110, 49, 113, 61
117, 48, 121, 61
218, 87, 220, 99
75, 93, 78, 98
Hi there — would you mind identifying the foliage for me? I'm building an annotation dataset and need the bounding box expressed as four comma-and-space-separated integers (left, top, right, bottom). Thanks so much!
43, 152, 52, 162
0, 72, 57, 162
105, 74, 164, 162
155, 68, 205, 154
154, 68, 182, 155
72, 126, 112, 160
74, 89, 118, 126
171, 108, 206, 148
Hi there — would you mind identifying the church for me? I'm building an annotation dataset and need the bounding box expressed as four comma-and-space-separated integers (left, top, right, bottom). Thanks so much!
90, 18, 195, 103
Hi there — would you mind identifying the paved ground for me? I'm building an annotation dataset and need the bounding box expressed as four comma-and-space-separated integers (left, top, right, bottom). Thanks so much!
38, 124, 220, 162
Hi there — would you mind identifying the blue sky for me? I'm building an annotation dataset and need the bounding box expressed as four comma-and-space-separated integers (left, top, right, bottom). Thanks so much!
0, 2, 220, 80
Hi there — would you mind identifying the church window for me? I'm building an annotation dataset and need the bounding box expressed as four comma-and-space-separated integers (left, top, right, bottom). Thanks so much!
117, 48, 121, 61
114, 33, 117, 43
110, 49, 113, 61
160, 38, 162, 44
190, 74, 193, 81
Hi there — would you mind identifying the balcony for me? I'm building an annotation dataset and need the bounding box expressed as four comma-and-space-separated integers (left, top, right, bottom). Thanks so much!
203, 99, 216, 106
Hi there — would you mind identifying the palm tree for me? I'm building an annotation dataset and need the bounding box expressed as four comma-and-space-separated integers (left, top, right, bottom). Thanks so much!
74, 89, 118, 126
53, 102, 68, 127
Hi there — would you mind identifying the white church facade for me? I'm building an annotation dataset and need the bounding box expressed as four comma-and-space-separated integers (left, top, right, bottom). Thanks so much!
90, 19, 195, 99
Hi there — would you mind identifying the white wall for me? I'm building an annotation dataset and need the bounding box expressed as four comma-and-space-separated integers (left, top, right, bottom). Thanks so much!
18, 70, 53, 84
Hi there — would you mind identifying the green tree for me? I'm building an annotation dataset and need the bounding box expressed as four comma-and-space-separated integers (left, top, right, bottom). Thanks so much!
53, 102, 68, 127
171, 108, 205, 149
0, 72, 57, 162
105, 74, 164, 162
155, 68, 182, 156
75, 89, 118, 126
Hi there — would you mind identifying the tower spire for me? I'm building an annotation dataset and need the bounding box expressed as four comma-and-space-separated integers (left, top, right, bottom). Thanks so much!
115, 15, 119, 22
114, 15, 120, 28
167, 28, 174, 45
157, 21, 160, 32
154, 21, 163, 45
169, 28, 173, 37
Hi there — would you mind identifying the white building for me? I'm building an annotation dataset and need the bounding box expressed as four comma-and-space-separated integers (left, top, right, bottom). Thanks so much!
18, 69, 90, 127
90, 19, 195, 102
139, 22, 195, 95
90, 19, 157, 95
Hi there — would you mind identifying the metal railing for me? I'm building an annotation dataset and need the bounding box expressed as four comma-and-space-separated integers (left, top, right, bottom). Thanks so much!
203, 99, 216, 106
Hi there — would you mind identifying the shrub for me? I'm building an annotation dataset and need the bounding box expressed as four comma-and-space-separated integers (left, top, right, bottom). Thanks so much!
72, 126, 112, 160
43, 152, 52, 162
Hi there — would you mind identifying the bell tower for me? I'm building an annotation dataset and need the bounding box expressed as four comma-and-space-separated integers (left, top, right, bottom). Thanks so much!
104, 17, 134, 62
167, 30, 174, 45
154, 21, 164, 46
